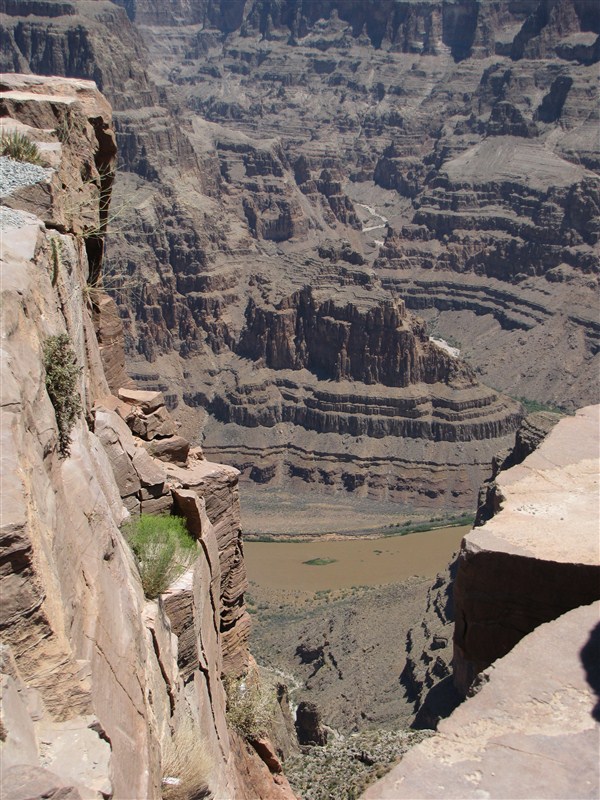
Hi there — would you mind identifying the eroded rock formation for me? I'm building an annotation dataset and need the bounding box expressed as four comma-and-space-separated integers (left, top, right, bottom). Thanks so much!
400, 408, 595, 729
364, 406, 600, 797
0, 76, 293, 800
364, 601, 600, 800
5, 0, 597, 514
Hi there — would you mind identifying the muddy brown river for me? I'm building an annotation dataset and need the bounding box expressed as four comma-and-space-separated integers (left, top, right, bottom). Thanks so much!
244, 524, 470, 592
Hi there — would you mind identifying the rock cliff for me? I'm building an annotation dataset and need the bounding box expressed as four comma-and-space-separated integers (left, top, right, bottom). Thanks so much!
0, 76, 293, 800
6, 0, 598, 516
399, 409, 563, 729
364, 601, 600, 799
363, 405, 600, 798
453, 404, 600, 694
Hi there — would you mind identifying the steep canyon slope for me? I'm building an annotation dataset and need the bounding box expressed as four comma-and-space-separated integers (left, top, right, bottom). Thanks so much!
0, 75, 293, 800
1, 0, 598, 515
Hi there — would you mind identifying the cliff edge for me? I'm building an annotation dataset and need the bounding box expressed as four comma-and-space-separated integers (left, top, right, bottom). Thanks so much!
0, 75, 293, 800
363, 406, 600, 798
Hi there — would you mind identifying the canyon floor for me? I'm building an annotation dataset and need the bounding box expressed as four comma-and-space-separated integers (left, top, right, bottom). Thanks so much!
249, 577, 431, 733
245, 518, 467, 733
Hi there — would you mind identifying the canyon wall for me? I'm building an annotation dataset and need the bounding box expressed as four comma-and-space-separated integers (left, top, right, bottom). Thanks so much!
399, 409, 563, 728
3, 0, 597, 514
0, 76, 292, 800
364, 405, 600, 798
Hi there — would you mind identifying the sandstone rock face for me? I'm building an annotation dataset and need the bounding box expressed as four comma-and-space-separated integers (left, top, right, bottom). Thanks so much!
167, 459, 251, 677
363, 601, 600, 800
0, 81, 161, 798
453, 405, 600, 694
400, 408, 589, 728
0, 77, 288, 800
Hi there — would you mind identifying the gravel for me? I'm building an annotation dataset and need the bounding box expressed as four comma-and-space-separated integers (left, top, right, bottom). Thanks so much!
0, 206, 30, 231
0, 156, 52, 197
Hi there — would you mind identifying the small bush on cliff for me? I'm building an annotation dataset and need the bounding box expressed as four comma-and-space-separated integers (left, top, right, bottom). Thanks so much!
1, 131, 43, 165
124, 514, 196, 599
161, 717, 212, 800
223, 675, 277, 740
43, 334, 82, 458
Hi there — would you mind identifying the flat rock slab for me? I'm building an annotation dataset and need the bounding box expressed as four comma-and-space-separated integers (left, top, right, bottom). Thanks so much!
363, 601, 600, 800
466, 405, 599, 564
118, 388, 164, 413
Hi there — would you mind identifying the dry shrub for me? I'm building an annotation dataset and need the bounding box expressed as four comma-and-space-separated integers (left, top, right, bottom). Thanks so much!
223, 674, 277, 741
124, 514, 196, 599
161, 717, 212, 800
43, 334, 82, 458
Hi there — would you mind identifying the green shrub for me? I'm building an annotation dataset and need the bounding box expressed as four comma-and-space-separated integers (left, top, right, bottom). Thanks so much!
1, 131, 43, 165
124, 514, 196, 599
43, 334, 82, 458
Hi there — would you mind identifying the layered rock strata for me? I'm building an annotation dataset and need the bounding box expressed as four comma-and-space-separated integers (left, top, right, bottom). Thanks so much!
4, 0, 596, 513
453, 404, 600, 694
193, 277, 523, 508
363, 601, 600, 800
0, 77, 292, 800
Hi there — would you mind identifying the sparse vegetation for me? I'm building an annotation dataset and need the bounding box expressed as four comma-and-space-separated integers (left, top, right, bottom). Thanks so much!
223, 674, 277, 740
515, 396, 567, 415
383, 512, 475, 537
284, 728, 432, 800
124, 514, 197, 599
303, 557, 337, 566
43, 334, 82, 458
50, 237, 62, 286
1, 131, 43, 165
161, 717, 212, 800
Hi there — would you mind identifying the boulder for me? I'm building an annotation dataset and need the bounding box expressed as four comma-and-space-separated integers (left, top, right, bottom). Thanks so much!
363, 602, 600, 800
295, 701, 328, 746
0, 765, 83, 800
144, 435, 190, 465
94, 407, 141, 497
250, 736, 284, 774
118, 388, 164, 414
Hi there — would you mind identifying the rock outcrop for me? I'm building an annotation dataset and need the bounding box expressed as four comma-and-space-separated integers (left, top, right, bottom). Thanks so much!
363, 601, 600, 800
453, 404, 600, 694
400, 408, 598, 729
363, 408, 599, 798
0, 76, 293, 800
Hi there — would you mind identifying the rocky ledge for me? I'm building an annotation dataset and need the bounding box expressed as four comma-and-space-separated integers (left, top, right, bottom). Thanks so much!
364, 404, 600, 798
453, 405, 600, 693
363, 600, 600, 800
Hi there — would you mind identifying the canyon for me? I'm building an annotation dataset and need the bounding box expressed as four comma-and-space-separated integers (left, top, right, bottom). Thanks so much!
0, 76, 294, 799
1, 1, 599, 798
2, 0, 598, 518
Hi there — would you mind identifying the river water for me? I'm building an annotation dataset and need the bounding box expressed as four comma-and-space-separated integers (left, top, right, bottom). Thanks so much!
244, 524, 469, 592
